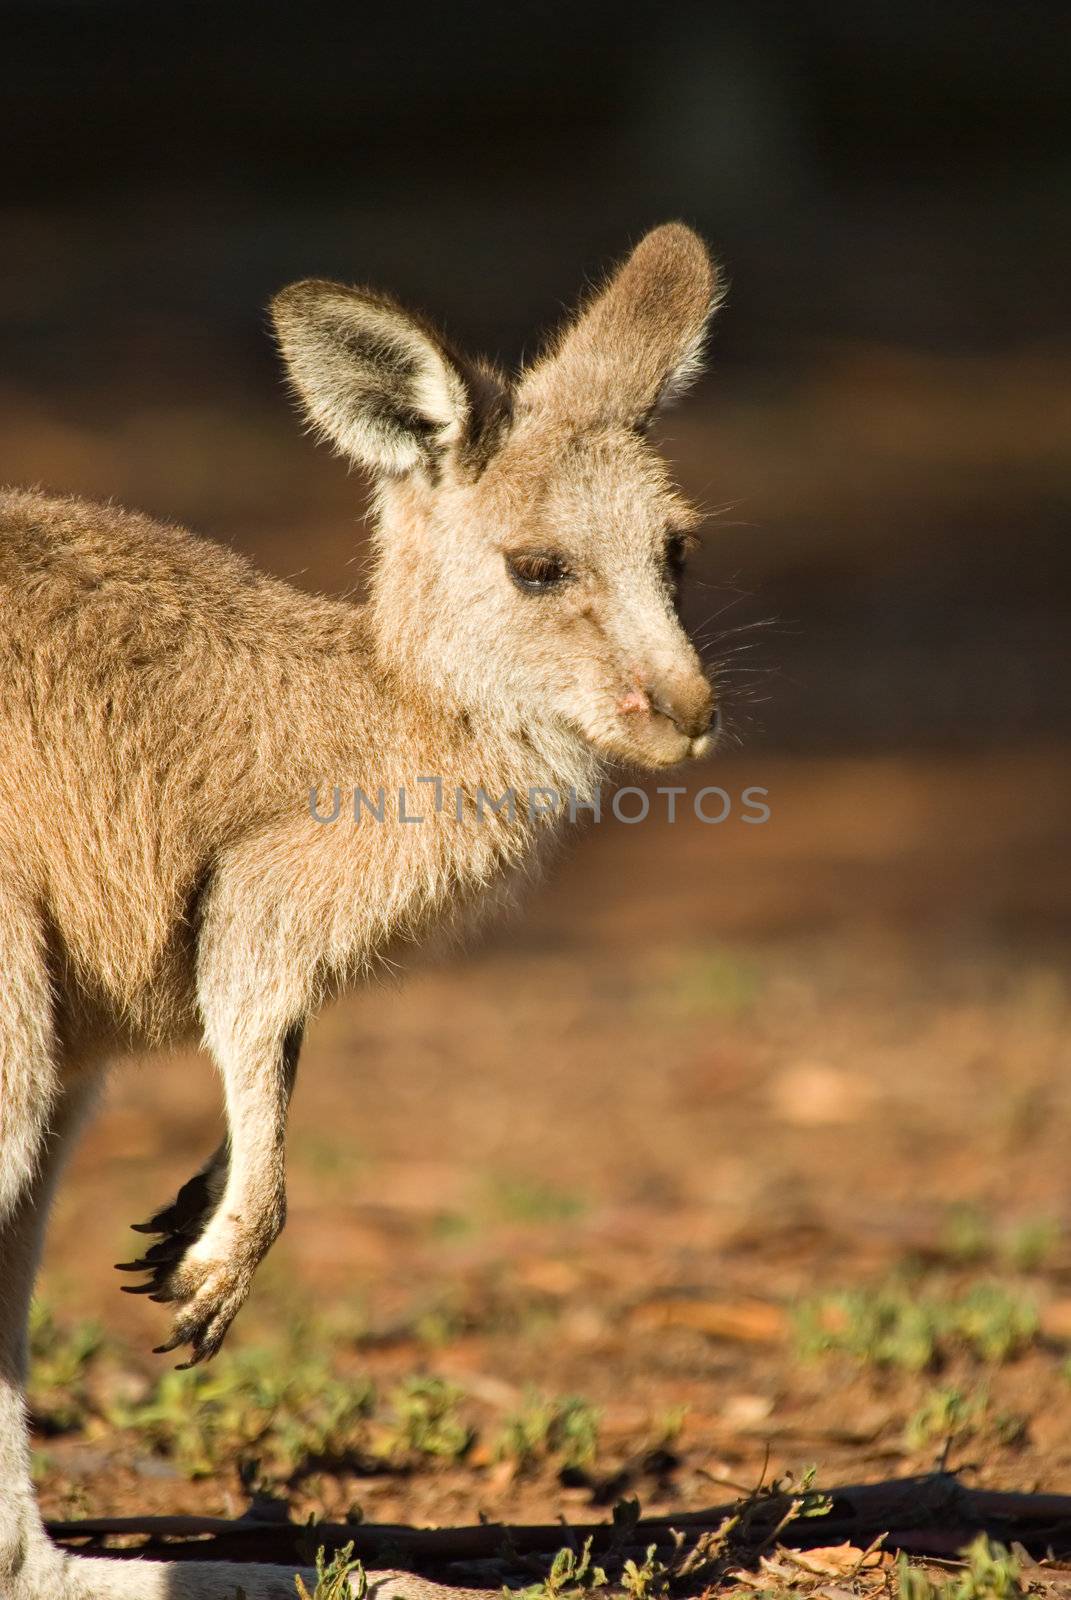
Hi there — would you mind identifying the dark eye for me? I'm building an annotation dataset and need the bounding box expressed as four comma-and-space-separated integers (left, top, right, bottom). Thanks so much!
505, 550, 572, 593
664, 532, 689, 588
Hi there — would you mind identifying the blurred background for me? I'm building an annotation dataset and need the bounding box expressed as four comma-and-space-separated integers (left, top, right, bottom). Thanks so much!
10, 0, 1071, 1536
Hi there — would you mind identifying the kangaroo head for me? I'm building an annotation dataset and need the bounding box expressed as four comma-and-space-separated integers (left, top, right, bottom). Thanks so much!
271, 223, 722, 769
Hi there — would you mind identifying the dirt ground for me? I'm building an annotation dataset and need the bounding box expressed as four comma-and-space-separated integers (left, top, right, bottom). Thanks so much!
11, 339, 1071, 1589
32, 746, 1071, 1544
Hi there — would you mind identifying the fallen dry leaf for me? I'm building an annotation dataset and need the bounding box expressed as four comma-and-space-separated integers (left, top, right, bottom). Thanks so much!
767, 1061, 876, 1126
514, 1258, 584, 1296
721, 1392, 775, 1427
785, 1540, 884, 1576
629, 1296, 787, 1342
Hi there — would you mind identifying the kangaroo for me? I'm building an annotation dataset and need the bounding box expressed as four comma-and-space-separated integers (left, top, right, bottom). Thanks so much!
0, 223, 722, 1598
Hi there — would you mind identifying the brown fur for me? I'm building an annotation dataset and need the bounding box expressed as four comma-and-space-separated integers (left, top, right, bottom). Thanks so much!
0, 223, 722, 1598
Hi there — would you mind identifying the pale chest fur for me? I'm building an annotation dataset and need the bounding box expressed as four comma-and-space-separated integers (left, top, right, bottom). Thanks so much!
250, 723, 600, 1002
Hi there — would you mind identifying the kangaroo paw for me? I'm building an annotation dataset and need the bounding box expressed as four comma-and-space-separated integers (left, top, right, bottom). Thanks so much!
149, 1199, 285, 1367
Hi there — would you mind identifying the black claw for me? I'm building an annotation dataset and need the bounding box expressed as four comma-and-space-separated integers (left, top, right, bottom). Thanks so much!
153, 1329, 190, 1355
132, 1206, 178, 1235
117, 1253, 176, 1271
121, 1149, 228, 1318
130, 1213, 170, 1235
142, 1243, 184, 1266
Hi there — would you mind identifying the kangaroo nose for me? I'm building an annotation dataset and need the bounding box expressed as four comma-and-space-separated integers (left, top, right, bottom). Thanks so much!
648, 681, 716, 741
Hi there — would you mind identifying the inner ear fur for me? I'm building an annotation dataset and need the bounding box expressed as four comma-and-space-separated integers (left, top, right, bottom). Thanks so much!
271, 279, 509, 478
518, 222, 722, 428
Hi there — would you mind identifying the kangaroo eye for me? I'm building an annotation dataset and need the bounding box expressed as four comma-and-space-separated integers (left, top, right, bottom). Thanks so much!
662, 534, 688, 598
664, 532, 689, 588
506, 550, 572, 593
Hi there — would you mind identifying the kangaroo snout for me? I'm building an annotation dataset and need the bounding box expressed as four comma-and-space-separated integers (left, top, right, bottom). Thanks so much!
649, 678, 716, 742
646, 681, 714, 742
616, 669, 718, 759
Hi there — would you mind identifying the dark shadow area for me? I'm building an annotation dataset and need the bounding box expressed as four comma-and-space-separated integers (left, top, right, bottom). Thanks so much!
44, 1474, 1071, 1586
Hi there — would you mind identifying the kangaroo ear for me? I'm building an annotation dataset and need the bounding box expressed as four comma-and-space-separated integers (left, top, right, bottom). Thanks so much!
518, 223, 722, 428
271, 280, 496, 477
